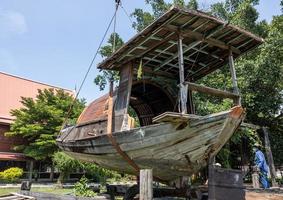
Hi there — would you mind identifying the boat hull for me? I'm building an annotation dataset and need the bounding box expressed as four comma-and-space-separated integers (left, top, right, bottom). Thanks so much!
57, 106, 244, 182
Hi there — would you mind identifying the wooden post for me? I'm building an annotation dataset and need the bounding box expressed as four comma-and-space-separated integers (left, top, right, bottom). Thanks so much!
114, 63, 133, 131
177, 34, 187, 114
140, 169, 153, 200
107, 79, 114, 135
228, 49, 241, 105
263, 127, 278, 187
185, 81, 240, 100
208, 156, 216, 200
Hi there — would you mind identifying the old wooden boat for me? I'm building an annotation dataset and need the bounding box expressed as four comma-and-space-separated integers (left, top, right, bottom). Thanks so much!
57, 7, 263, 183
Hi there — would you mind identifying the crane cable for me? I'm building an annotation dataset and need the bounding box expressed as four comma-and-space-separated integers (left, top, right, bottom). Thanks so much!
60, 2, 120, 130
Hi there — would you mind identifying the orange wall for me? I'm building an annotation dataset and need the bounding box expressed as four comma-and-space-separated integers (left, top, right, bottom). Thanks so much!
0, 72, 73, 123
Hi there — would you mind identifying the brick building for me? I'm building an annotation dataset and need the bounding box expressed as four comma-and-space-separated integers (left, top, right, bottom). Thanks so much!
0, 71, 73, 181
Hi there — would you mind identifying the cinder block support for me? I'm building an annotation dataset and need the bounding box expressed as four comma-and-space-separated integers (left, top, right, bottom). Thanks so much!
252, 170, 260, 189
140, 169, 153, 200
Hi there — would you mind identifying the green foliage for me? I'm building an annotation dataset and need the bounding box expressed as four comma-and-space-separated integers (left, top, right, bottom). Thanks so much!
131, 0, 199, 32
187, 0, 198, 10
53, 151, 122, 184
0, 167, 23, 182
94, 33, 123, 91
200, 0, 283, 167
216, 128, 261, 168
5, 89, 85, 161
74, 176, 97, 197
128, 106, 140, 127
131, 8, 155, 32
82, 162, 121, 184
53, 152, 83, 184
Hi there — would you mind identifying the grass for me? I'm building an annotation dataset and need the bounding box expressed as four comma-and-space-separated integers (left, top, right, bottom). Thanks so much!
0, 188, 18, 196
0, 187, 74, 196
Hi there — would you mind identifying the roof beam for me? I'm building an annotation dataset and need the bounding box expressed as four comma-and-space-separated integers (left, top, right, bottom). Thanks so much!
227, 33, 243, 44
154, 24, 228, 72
134, 65, 176, 79
154, 41, 201, 71
112, 14, 183, 66
143, 43, 175, 66
237, 38, 254, 49
143, 16, 203, 67
168, 41, 223, 61
165, 24, 241, 54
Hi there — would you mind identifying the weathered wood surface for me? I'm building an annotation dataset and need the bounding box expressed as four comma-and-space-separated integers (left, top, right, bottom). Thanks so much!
228, 49, 241, 105
177, 34, 187, 114
140, 169, 153, 200
20, 191, 110, 200
0, 193, 35, 200
185, 81, 239, 100
152, 112, 198, 124
57, 106, 244, 182
114, 63, 133, 132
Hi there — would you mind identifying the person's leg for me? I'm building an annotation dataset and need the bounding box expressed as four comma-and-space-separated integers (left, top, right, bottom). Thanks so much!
259, 172, 269, 189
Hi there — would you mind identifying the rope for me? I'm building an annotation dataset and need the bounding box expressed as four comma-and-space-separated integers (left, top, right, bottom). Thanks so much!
61, 4, 119, 129
119, 3, 133, 24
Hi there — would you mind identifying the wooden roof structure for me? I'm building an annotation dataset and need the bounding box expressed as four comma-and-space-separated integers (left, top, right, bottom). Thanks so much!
97, 7, 263, 80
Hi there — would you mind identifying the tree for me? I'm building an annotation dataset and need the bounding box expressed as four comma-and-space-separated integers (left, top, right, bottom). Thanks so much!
207, 0, 282, 166
94, 33, 124, 90
131, 0, 199, 32
6, 89, 85, 161
53, 151, 83, 186
53, 151, 122, 186
187, 0, 198, 10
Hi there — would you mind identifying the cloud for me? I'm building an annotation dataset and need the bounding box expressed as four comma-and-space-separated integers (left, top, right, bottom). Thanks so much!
0, 9, 28, 38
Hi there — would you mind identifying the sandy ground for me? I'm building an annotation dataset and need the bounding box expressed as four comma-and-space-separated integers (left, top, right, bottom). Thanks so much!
246, 191, 283, 200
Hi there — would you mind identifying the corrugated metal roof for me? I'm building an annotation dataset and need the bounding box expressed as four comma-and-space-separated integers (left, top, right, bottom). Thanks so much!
98, 7, 263, 81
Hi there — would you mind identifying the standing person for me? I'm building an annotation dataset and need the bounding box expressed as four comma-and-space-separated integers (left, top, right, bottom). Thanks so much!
253, 143, 270, 189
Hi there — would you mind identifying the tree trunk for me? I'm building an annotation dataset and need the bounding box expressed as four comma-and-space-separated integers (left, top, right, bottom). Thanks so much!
56, 172, 64, 188
50, 164, 54, 182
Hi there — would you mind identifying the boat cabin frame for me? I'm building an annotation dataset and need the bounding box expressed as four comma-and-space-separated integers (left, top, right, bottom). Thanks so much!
97, 7, 263, 133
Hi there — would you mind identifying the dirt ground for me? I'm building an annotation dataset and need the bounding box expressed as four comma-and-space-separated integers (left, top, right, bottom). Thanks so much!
246, 191, 283, 200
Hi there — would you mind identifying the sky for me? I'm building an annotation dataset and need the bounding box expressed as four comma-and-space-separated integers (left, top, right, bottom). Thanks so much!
0, 0, 281, 103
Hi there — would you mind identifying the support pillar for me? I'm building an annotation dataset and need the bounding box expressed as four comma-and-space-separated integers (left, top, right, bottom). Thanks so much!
177, 34, 187, 114
228, 49, 241, 105
140, 169, 153, 200
208, 156, 216, 200
263, 127, 278, 187
252, 168, 260, 189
